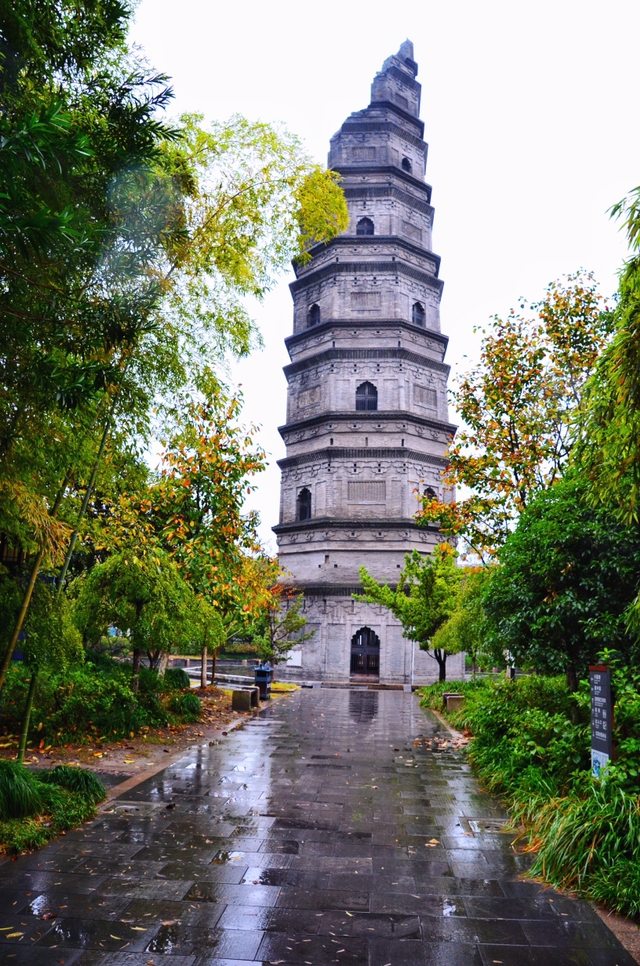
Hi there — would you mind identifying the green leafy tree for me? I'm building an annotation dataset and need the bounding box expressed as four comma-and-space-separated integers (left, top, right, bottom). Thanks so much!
432, 567, 493, 674
483, 477, 640, 692
250, 588, 315, 667
576, 191, 640, 524
418, 274, 613, 560
73, 549, 195, 692
0, 2, 348, 684
188, 597, 225, 689
355, 545, 462, 681
15, 586, 82, 763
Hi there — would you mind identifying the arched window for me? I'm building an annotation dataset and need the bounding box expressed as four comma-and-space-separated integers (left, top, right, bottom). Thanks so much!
297, 488, 312, 521
355, 381, 378, 411
401, 157, 412, 173
424, 486, 437, 500
412, 301, 426, 327
356, 217, 374, 236
308, 303, 320, 327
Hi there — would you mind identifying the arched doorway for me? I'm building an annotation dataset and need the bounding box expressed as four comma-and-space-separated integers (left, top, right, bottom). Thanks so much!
350, 627, 380, 676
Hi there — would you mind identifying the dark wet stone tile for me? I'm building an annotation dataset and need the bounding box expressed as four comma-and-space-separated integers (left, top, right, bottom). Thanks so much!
2, 872, 109, 895
499, 879, 553, 898
521, 919, 620, 948
23, 892, 130, 920
37, 917, 157, 950
587, 946, 640, 966
130, 845, 218, 863
371, 893, 466, 916
276, 887, 370, 912
327, 871, 416, 893
78, 955, 197, 966
0, 948, 94, 965
121, 897, 225, 928
318, 911, 422, 939
240, 867, 330, 888
291, 855, 371, 873
419, 915, 527, 944
217, 905, 321, 934
146, 923, 263, 958
0, 912, 56, 945
184, 882, 280, 906
99, 878, 194, 900
478, 945, 595, 966
256, 932, 368, 964
157, 861, 247, 883
73, 858, 167, 877
370, 937, 483, 966
465, 895, 600, 922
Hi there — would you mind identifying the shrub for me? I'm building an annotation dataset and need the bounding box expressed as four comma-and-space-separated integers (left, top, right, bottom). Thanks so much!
163, 667, 191, 691
38, 766, 106, 806
0, 761, 42, 820
169, 691, 201, 722
0, 658, 168, 743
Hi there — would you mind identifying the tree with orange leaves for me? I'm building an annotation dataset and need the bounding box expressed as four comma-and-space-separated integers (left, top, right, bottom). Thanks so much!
147, 373, 267, 622
418, 273, 613, 561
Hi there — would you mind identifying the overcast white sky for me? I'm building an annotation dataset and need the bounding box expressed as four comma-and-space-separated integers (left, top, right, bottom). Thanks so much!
130, 0, 640, 552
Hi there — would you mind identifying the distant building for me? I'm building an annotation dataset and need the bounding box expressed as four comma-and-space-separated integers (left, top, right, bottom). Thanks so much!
273, 42, 463, 684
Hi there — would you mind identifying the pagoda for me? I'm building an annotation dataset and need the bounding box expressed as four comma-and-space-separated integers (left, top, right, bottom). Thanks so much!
273, 42, 463, 684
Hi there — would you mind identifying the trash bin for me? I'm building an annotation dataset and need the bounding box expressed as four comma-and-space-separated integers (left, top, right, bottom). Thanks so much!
254, 662, 273, 701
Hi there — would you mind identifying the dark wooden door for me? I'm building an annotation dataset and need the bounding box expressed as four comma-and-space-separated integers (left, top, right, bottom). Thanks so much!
350, 627, 380, 675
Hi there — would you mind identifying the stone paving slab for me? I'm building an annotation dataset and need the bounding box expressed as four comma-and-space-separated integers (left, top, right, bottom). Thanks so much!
0, 689, 636, 965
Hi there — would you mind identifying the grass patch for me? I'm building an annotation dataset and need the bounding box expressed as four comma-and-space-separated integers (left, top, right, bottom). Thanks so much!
0, 763, 106, 854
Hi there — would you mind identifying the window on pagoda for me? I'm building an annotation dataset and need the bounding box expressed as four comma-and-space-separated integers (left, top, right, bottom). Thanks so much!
297, 487, 312, 521
355, 381, 378, 411
356, 217, 374, 236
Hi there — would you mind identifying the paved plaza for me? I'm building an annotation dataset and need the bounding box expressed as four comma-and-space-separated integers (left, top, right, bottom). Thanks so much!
0, 689, 634, 965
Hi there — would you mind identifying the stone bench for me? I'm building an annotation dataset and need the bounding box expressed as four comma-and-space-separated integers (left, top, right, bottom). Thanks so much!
442, 692, 465, 711
231, 687, 260, 712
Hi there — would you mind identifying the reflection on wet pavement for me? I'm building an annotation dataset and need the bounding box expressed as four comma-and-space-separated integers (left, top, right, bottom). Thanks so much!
0, 688, 634, 965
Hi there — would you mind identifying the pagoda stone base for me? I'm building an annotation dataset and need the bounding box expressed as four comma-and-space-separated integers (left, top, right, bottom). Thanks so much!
277, 592, 465, 685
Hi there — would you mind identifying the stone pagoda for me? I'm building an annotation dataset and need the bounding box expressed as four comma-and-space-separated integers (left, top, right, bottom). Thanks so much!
273, 41, 463, 684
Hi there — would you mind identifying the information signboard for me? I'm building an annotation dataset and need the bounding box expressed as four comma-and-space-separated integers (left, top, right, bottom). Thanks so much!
589, 665, 613, 779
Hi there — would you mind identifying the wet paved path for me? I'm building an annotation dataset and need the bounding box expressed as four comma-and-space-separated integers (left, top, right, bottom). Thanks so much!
0, 689, 634, 966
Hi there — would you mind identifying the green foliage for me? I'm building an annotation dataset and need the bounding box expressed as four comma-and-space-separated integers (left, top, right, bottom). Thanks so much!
0, 760, 42, 820
73, 549, 196, 691
526, 783, 640, 918
483, 477, 640, 690
37, 765, 106, 806
418, 273, 613, 560
431, 567, 494, 670
0, 658, 166, 742
168, 691, 201, 722
163, 667, 191, 690
357, 544, 461, 681
0, 763, 104, 854
250, 590, 315, 666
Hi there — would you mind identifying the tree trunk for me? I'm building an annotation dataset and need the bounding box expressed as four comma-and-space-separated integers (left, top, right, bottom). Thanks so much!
17, 670, 38, 764
434, 649, 447, 682
131, 648, 141, 693
157, 651, 169, 678
0, 549, 43, 694
201, 645, 208, 689
211, 648, 217, 684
